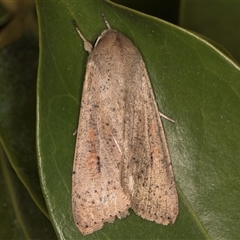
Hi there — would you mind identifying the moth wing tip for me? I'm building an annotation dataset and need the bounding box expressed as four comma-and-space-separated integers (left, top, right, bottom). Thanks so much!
132, 204, 178, 226
78, 221, 105, 236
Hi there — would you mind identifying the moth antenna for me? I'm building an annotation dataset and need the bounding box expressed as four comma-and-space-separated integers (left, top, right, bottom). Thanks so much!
101, 12, 111, 29
72, 20, 93, 52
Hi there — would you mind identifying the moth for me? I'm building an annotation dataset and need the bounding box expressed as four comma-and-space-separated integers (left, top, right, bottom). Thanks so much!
72, 14, 178, 236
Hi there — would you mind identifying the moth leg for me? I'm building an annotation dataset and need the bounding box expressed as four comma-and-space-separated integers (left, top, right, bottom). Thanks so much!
159, 112, 175, 123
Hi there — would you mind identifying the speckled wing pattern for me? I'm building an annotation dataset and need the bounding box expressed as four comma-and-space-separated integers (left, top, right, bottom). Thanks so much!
121, 58, 178, 225
72, 30, 131, 235
72, 27, 178, 236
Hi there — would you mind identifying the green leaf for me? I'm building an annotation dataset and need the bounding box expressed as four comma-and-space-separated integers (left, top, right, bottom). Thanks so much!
179, 1, 240, 63
0, 30, 49, 216
0, 144, 56, 240
36, 0, 240, 239
111, 0, 179, 23
0, 24, 56, 238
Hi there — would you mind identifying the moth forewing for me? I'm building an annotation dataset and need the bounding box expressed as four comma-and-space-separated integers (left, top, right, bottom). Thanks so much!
72, 29, 131, 236
121, 58, 178, 225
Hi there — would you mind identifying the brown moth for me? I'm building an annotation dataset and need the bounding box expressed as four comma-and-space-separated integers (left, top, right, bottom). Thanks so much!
72, 14, 178, 236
